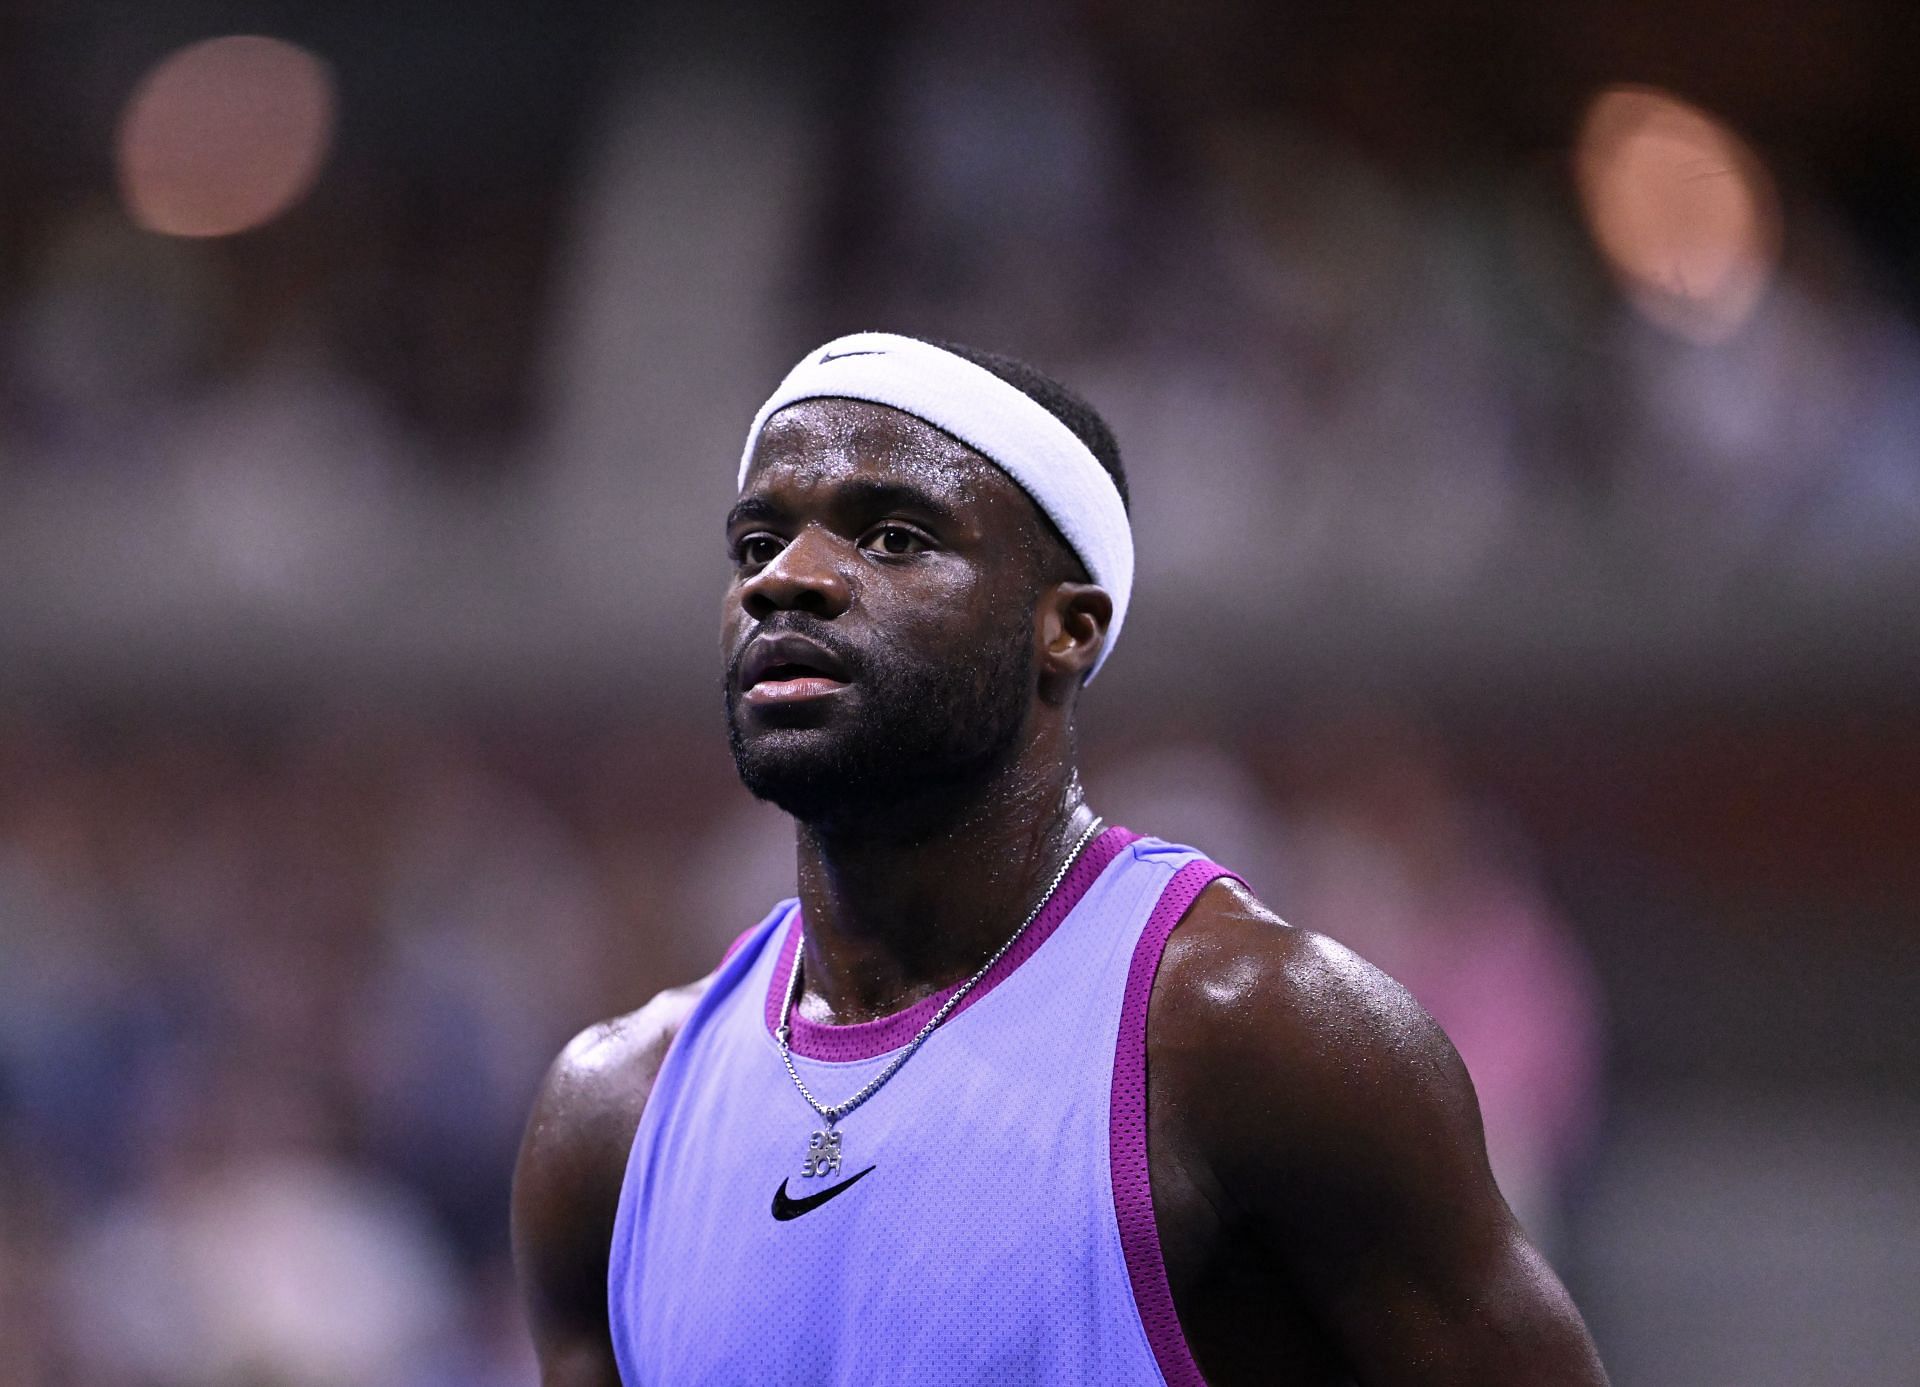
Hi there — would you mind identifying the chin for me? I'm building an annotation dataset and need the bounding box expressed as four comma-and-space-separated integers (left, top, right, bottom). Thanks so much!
721, 647, 1035, 828
727, 722, 864, 821
734, 761, 865, 827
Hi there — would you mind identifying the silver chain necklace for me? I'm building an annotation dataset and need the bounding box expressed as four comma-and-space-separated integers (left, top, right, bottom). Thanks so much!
775, 815, 1104, 1179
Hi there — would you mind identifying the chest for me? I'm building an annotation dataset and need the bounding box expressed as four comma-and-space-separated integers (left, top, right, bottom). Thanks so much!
614, 963, 1161, 1386
613, 839, 1266, 1385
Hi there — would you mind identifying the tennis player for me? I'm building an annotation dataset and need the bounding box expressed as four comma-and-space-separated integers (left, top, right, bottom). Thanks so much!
513, 333, 1610, 1385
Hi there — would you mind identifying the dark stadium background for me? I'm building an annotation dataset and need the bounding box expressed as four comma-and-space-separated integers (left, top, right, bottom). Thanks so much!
0, 3, 1915, 1383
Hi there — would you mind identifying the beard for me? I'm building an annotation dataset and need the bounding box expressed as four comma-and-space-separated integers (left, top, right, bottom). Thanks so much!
725, 608, 1035, 830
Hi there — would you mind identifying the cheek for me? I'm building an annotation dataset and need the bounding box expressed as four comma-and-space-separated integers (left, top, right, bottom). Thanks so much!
719, 588, 746, 655
872, 570, 1039, 672
858, 560, 1011, 645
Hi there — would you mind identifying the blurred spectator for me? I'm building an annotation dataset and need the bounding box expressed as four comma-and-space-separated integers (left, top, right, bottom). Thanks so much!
1280, 710, 1604, 1251
0, 718, 660, 1381
4, 210, 215, 474
350, 735, 616, 1258
64, 1059, 460, 1387
1092, 740, 1289, 900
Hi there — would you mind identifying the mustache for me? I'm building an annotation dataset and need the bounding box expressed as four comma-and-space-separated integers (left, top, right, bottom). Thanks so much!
726, 616, 866, 689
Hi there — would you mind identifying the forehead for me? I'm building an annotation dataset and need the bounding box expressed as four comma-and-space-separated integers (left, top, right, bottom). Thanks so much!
741, 397, 1034, 522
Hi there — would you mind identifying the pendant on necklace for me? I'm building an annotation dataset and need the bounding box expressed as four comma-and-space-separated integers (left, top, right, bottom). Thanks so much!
801, 1127, 843, 1178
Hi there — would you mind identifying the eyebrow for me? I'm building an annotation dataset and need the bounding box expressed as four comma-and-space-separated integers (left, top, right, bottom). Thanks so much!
726, 477, 966, 532
725, 495, 786, 530
833, 478, 965, 527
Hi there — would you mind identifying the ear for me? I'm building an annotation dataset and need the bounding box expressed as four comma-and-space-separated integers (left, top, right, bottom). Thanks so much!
1035, 582, 1113, 704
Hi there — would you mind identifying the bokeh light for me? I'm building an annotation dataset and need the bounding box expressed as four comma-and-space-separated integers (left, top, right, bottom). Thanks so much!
116, 35, 336, 239
1575, 85, 1781, 344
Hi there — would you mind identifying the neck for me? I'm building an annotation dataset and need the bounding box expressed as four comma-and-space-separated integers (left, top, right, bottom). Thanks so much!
790, 752, 1096, 1025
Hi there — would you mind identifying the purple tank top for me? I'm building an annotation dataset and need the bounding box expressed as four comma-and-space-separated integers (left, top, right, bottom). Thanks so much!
608, 828, 1237, 1385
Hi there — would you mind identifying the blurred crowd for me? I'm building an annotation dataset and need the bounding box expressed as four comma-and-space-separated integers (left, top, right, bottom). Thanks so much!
0, 714, 762, 1384
1, 4, 1916, 706
0, 718, 618, 1385
0, 710, 1602, 1386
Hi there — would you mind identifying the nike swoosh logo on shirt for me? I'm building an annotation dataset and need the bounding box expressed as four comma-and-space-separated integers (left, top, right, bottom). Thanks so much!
818, 348, 885, 363
771, 1166, 877, 1221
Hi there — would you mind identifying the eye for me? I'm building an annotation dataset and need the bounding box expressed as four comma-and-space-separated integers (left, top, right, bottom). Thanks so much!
735, 533, 784, 567
863, 524, 929, 556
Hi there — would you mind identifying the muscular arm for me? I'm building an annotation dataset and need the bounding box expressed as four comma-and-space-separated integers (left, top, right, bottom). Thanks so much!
1160, 882, 1608, 1386
510, 980, 709, 1387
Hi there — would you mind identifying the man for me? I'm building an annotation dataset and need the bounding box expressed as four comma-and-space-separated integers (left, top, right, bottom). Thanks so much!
512, 333, 1610, 1385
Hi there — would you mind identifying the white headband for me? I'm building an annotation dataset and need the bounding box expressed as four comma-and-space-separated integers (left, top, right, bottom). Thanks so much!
738, 332, 1133, 679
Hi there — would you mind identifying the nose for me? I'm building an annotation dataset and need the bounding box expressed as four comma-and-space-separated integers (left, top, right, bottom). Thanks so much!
739, 525, 852, 621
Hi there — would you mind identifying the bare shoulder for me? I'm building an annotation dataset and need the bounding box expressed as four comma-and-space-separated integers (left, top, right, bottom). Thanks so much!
1154, 876, 1446, 1065
1151, 877, 1481, 1180
515, 977, 711, 1231
511, 977, 713, 1370
1151, 882, 1610, 1382
526, 980, 713, 1160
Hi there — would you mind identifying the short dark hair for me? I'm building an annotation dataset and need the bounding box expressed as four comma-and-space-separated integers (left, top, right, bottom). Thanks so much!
921, 339, 1129, 514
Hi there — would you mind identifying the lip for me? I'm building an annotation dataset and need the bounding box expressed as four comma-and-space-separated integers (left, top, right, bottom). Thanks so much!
739, 632, 853, 703
742, 675, 850, 706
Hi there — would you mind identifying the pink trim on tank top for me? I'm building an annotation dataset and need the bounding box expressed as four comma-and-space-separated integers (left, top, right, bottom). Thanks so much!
1111, 857, 1237, 1387
764, 825, 1140, 1062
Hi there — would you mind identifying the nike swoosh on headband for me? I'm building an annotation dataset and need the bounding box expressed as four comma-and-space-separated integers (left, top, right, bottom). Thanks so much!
770, 1166, 877, 1221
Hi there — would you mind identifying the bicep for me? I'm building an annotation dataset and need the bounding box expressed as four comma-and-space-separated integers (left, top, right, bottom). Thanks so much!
511, 991, 705, 1387
1205, 932, 1607, 1384
1290, 1167, 1603, 1385
511, 1051, 628, 1386
512, 1144, 624, 1387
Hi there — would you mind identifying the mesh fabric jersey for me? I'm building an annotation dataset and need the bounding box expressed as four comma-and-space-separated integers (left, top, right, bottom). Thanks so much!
608, 828, 1236, 1386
